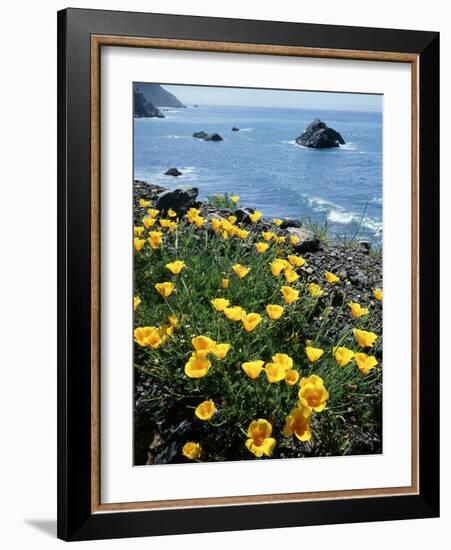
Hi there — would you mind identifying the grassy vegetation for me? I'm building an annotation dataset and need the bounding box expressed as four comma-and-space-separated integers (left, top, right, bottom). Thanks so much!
133, 196, 383, 464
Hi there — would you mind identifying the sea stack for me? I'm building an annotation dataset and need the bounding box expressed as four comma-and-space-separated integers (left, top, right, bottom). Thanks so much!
295, 119, 345, 149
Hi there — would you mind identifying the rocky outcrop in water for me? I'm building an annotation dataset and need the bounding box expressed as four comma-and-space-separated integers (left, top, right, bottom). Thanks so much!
295, 119, 345, 149
193, 131, 223, 141
133, 91, 164, 118
164, 168, 182, 177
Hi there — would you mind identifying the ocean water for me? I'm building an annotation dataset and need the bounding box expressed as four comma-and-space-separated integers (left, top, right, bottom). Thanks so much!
134, 105, 382, 241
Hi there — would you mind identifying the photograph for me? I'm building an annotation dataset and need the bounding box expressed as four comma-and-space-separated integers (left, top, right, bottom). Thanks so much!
132, 83, 383, 465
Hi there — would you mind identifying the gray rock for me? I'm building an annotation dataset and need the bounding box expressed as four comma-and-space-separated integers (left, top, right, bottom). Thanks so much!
204, 132, 223, 142
295, 119, 345, 149
286, 227, 320, 252
356, 240, 372, 254
347, 269, 369, 286
193, 131, 208, 139
164, 167, 182, 177
155, 186, 199, 214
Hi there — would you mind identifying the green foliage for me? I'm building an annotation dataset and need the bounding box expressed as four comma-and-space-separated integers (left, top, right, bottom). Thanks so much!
134, 215, 382, 464
207, 192, 239, 210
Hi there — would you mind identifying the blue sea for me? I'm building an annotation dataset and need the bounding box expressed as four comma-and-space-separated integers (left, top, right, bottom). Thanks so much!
134, 105, 382, 241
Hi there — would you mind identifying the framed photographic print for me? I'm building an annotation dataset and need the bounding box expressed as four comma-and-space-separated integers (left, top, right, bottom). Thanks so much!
57, 8, 440, 541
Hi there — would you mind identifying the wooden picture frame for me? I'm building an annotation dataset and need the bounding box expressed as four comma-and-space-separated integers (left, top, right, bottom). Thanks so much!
57, 8, 439, 541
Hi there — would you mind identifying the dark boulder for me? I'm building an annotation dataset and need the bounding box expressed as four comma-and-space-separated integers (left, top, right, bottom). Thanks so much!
193, 131, 208, 139
286, 227, 320, 252
356, 240, 372, 254
279, 218, 303, 229
164, 167, 182, 177
204, 132, 223, 142
234, 208, 255, 224
295, 119, 345, 149
231, 127, 240, 131
155, 186, 199, 215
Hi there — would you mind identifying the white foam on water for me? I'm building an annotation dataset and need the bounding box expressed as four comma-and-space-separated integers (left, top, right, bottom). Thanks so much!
306, 195, 382, 236
165, 134, 189, 139
327, 209, 355, 224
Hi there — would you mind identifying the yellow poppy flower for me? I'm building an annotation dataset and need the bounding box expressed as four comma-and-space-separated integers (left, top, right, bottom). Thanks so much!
194, 215, 206, 228
194, 400, 216, 421
184, 354, 211, 378
287, 255, 305, 267
265, 362, 286, 383
353, 328, 378, 348
242, 313, 262, 332
147, 230, 163, 250
134, 296, 141, 311
139, 198, 150, 207
290, 235, 300, 246
245, 419, 276, 458
255, 242, 269, 253
167, 208, 177, 218
277, 236, 286, 244
143, 217, 156, 229
355, 352, 378, 374
167, 314, 179, 328
211, 298, 230, 312
134, 238, 145, 252
272, 353, 293, 370
221, 277, 229, 289
182, 441, 201, 460
160, 324, 174, 339
325, 271, 340, 284
262, 231, 276, 241
334, 346, 355, 367
348, 302, 369, 318
305, 346, 324, 363
284, 369, 300, 386
242, 360, 265, 380
231, 195, 240, 204
211, 219, 222, 232
373, 288, 383, 301
211, 343, 231, 359
299, 375, 329, 412
228, 215, 237, 225
273, 218, 283, 226
147, 208, 159, 217
270, 259, 288, 276
232, 264, 251, 279
266, 304, 285, 320
134, 226, 145, 236
192, 335, 216, 355
283, 405, 312, 441
235, 228, 250, 239
134, 326, 162, 349
284, 268, 299, 283
224, 306, 246, 321
308, 283, 324, 298
155, 282, 175, 298
159, 218, 171, 228
249, 210, 262, 223
165, 260, 186, 275
280, 286, 300, 304
187, 207, 201, 223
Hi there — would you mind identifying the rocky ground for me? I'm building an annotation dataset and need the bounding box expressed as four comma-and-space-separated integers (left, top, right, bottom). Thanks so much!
133, 179, 383, 465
